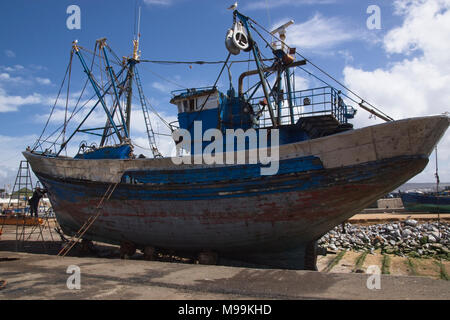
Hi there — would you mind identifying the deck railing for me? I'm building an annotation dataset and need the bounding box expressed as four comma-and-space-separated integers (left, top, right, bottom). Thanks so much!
249, 86, 354, 128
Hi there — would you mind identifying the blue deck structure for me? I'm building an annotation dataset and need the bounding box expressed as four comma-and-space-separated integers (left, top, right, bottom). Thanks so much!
170, 85, 356, 154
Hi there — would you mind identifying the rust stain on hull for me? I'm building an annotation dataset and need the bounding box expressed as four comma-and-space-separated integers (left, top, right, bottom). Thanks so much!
37, 156, 427, 254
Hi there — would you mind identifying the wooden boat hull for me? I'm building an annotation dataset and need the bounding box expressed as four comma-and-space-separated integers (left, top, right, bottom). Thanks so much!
34, 155, 426, 251
23, 115, 449, 268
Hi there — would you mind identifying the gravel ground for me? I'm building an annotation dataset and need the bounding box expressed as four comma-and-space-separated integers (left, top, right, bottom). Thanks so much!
318, 220, 450, 259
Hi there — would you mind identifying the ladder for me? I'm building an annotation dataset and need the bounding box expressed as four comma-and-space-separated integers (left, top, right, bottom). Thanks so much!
134, 67, 162, 158
8, 160, 34, 216
10, 161, 34, 246
0, 160, 58, 253
57, 182, 119, 257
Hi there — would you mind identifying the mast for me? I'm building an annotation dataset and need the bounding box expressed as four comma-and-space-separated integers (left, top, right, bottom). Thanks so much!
125, 59, 135, 135
235, 11, 277, 128
270, 21, 295, 125
99, 38, 129, 146
125, 6, 142, 136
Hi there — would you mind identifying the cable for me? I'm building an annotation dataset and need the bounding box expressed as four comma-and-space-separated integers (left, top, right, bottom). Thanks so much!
138, 62, 186, 89
42, 47, 99, 152
140, 58, 273, 65
62, 51, 73, 145
187, 53, 232, 131
247, 16, 394, 121
33, 52, 73, 151
295, 65, 392, 121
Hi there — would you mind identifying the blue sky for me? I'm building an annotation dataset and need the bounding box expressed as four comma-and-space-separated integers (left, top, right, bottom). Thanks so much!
1, 0, 450, 190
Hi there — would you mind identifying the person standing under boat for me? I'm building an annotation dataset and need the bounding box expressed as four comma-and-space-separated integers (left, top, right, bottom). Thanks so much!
28, 187, 47, 218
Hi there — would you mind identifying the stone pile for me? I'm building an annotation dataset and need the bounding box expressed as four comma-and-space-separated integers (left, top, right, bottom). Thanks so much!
318, 220, 450, 259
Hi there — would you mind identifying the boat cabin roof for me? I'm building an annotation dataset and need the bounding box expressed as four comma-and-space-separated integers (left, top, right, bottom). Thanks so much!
170, 87, 220, 113
170, 87, 218, 103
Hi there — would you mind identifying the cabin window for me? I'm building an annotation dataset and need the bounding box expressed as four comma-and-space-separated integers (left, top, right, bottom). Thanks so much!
195, 98, 201, 111
196, 95, 218, 110
189, 99, 195, 112
183, 100, 188, 112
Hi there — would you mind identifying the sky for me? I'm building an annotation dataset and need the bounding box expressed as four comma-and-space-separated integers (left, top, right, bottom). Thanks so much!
0, 0, 450, 191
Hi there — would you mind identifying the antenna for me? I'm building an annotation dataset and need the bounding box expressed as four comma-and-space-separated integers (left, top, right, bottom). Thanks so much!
270, 20, 294, 50
132, 6, 142, 61
137, 6, 141, 41
270, 20, 294, 36
133, 0, 137, 38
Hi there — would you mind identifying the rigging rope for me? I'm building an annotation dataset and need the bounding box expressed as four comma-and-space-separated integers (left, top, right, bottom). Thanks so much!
187, 52, 232, 132
139, 62, 186, 89
129, 79, 173, 132
77, 45, 123, 67
48, 45, 99, 152
247, 16, 394, 122
297, 65, 392, 122
41, 48, 121, 153
130, 139, 159, 152
63, 51, 73, 146
34, 52, 73, 151
140, 58, 274, 65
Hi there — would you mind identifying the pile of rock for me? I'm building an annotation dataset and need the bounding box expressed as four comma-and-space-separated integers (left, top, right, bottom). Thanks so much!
318, 220, 450, 259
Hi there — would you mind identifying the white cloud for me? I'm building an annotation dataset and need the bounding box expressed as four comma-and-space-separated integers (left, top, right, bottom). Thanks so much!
4, 50, 15, 58
277, 13, 356, 51
143, 0, 172, 6
244, 0, 335, 10
0, 64, 59, 112
0, 134, 38, 189
343, 0, 450, 182
0, 72, 26, 84
294, 75, 310, 91
35, 77, 51, 85
1, 65, 24, 73
0, 87, 44, 112
152, 81, 175, 93
0, 65, 54, 87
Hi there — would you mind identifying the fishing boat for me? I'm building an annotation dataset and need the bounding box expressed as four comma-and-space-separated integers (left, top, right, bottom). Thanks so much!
23, 10, 449, 269
400, 191, 450, 213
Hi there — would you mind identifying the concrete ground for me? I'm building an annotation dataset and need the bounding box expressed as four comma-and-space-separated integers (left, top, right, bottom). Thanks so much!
0, 250, 449, 300
0, 214, 449, 300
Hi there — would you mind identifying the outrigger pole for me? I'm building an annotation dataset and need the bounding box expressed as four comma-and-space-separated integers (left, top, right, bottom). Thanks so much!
57, 69, 127, 156
98, 38, 129, 144
72, 41, 123, 143
57, 42, 129, 156
234, 10, 278, 128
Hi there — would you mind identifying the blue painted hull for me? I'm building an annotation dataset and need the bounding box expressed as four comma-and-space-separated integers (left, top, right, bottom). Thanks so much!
400, 192, 450, 213
23, 110, 450, 270
35, 155, 427, 255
